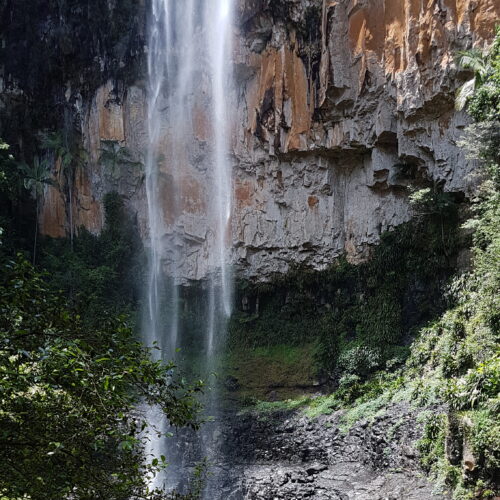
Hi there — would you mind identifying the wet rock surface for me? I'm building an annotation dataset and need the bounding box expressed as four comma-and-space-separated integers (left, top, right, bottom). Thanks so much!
205, 403, 448, 499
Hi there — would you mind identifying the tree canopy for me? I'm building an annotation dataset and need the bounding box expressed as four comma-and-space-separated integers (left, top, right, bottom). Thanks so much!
0, 254, 203, 500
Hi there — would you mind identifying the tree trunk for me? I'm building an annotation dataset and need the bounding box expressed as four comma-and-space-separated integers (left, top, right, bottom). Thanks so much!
33, 198, 38, 265
441, 214, 449, 260
69, 174, 74, 250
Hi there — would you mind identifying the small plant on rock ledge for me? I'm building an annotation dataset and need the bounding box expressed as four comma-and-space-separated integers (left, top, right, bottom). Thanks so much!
99, 140, 143, 180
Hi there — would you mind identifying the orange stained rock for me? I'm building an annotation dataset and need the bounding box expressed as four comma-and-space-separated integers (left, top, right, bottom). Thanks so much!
307, 195, 319, 209
348, 1, 385, 59
282, 45, 311, 151
96, 82, 125, 142
40, 177, 67, 238
442, 0, 468, 25
248, 44, 312, 152
72, 166, 102, 234
346, 0, 500, 78
86, 80, 126, 164
384, 0, 406, 74
244, 0, 498, 151
40, 159, 103, 238
469, 0, 500, 40
249, 48, 278, 133
45, 0, 500, 241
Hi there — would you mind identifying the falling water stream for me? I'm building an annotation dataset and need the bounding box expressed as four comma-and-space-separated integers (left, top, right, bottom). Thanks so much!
143, 0, 234, 495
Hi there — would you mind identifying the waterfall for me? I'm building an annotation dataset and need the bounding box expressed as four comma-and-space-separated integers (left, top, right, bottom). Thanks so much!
143, 0, 234, 494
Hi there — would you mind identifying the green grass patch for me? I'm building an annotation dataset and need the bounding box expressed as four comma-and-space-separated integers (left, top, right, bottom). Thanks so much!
239, 396, 312, 415
223, 343, 317, 401
304, 393, 341, 418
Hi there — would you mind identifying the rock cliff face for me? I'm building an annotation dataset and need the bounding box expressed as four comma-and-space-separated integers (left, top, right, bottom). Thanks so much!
230, 0, 499, 278
2, 0, 499, 281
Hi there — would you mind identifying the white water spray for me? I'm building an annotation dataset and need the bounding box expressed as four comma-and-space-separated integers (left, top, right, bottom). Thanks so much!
143, 0, 234, 493
206, 0, 234, 354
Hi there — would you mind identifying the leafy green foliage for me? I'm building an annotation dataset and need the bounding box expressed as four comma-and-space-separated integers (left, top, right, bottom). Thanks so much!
39, 131, 78, 173
99, 140, 143, 180
407, 183, 499, 497
304, 369, 405, 425
416, 414, 448, 473
18, 156, 54, 199
40, 191, 144, 326
455, 27, 500, 120
17, 156, 54, 264
465, 28, 500, 122
416, 409, 500, 500
0, 256, 203, 500
407, 28, 500, 499
0, 139, 34, 258
0, 139, 204, 497
0, 140, 23, 204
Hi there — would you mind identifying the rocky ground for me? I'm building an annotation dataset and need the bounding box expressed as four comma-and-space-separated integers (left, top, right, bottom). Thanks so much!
201, 402, 448, 499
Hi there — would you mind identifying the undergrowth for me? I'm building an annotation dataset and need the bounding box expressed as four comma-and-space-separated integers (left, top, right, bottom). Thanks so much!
39, 192, 144, 327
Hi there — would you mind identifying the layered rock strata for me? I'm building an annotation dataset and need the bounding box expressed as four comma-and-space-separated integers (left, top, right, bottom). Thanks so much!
2, 0, 499, 280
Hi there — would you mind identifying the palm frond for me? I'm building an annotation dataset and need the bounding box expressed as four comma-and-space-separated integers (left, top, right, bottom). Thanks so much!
456, 49, 490, 79
455, 78, 476, 111
19, 156, 55, 199
40, 131, 64, 151
99, 140, 143, 172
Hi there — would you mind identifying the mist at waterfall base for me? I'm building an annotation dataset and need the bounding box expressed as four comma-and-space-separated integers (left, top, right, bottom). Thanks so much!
141, 0, 234, 496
